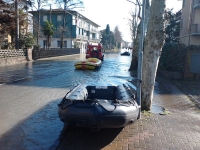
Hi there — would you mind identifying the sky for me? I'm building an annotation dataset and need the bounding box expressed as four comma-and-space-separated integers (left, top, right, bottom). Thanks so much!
79, 0, 183, 42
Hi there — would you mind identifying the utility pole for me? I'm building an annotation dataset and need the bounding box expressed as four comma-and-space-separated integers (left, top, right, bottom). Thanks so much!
137, 0, 146, 119
15, 0, 19, 49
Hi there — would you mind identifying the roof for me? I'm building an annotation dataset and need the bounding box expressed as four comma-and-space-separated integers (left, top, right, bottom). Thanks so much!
28, 9, 100, 27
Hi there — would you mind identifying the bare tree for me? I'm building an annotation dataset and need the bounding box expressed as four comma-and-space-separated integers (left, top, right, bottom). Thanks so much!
129, 0, 150, 70
28, 0, 52, 45
114, 26, 122, 49
55, 0, 84, 48
141, 0, 166, 110
129, 8, 138, 44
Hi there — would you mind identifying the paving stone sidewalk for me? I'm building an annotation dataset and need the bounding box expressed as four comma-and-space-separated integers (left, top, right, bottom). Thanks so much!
101, 76, 200, 150
56, 75, 200, 150
173, 79, 200, 109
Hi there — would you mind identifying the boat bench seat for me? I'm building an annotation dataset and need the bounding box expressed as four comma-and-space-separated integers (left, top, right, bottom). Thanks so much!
86, 86, 117, 100
85, 85, 133, 101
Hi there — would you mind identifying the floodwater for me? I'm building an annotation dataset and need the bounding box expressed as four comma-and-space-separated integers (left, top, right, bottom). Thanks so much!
0, 50, 136, 150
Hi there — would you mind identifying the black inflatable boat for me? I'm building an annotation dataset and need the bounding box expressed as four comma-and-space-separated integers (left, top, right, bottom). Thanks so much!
58, 82, 140, 128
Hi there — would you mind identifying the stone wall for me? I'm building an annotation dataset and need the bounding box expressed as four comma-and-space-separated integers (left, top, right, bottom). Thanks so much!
0, 49, 27, 67
0, 48, 81, 67
0, 56, 27, 67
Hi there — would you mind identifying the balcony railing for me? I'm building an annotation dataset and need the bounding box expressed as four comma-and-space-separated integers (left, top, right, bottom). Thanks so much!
76, 34, 89, 40
191, 24, 200, 36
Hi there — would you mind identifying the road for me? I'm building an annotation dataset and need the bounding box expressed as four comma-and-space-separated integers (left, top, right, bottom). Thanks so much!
0, 52, 134, 150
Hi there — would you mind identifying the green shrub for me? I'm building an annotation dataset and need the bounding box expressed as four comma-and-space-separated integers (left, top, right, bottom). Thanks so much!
159, 43, 200, 72
19, 33, 36, 49
159, 43, 187, 72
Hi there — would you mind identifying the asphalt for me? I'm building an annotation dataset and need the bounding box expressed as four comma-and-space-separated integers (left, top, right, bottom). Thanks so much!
55, 72, 200, 150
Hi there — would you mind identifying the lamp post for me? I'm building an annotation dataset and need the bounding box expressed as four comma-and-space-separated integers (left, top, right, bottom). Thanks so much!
137, 0, 145, 119
126, 0, 145, 119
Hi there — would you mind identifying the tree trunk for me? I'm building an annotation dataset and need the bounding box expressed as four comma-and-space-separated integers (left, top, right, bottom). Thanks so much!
129, 21, 141, 71
129, 0, 150, 71
141, 0, 166, 111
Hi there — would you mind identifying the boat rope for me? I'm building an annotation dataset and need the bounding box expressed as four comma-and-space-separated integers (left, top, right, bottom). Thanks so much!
123, 85, 136, 100
113, 99, 136, 107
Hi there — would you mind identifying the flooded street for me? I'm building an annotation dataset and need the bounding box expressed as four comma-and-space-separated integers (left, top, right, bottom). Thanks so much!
0, 51, 135, 150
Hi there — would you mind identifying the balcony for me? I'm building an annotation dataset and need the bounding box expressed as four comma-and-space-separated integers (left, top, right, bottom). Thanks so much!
193, 0, 200, 9
191, 24, 200, 36
76, 34, 89, 40
90, 38, 100, 43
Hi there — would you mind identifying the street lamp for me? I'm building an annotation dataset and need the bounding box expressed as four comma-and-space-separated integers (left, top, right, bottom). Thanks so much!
126, 0, 145, 119
137, 0, 145, 119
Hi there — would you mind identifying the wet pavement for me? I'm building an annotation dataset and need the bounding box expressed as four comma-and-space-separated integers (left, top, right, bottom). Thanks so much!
0, 51, 200, 150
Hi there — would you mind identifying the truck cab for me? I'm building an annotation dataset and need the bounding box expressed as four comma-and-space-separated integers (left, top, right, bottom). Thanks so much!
86, 44, 104, 61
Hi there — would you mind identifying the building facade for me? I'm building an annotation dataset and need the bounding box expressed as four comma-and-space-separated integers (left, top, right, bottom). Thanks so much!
29, 9, 100, 52
180, 0, 200, 45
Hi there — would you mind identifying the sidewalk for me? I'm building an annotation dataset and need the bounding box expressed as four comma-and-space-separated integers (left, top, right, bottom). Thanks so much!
57, 74, 200, 150
102, 75, 200, 150
173, 79, 200, 109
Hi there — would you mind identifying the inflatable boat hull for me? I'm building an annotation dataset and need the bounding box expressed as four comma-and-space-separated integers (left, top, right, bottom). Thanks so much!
58, 83, 140, 128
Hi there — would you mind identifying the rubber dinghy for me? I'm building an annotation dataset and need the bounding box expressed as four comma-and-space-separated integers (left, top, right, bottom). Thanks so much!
120, 51, 130, 56
74, 58, 102, 70
58, 82, 140, 128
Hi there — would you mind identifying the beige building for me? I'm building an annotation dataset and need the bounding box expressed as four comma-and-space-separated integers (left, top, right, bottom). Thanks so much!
180, 0, 200, 45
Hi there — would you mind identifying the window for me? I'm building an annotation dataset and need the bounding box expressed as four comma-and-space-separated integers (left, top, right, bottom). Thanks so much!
76, 27, 79, 35
72, 16, 77, 25
57, 15, 62, 21
64, 41, 67, 47
57, 41, 61, 47
43, 15, 47, 21
82, 29, 84, 35
92, 33, 95, 39
79, 28, 81, 35
57, 41, 67, 47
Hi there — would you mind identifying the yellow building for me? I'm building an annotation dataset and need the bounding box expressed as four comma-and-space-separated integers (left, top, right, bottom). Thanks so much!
180, 0, 200, 45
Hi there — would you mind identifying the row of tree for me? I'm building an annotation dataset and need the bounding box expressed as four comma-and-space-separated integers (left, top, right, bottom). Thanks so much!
100, 24, 123, 50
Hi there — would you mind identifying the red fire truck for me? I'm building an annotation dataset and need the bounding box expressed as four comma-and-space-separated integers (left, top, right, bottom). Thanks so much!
86, 43, 104, 61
